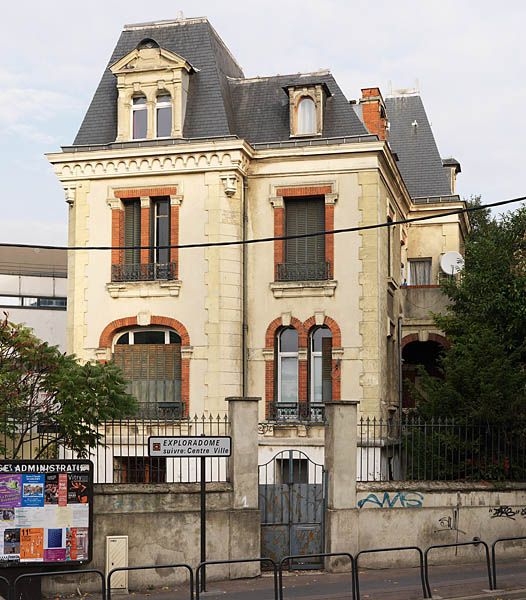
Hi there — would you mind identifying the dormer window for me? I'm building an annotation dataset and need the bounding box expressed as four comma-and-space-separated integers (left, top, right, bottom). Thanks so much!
156, 93, 172, 138
297, 97, 316, 135
132, 95, 147, 139
111, 39, 194, 142
286, 83, 330, 138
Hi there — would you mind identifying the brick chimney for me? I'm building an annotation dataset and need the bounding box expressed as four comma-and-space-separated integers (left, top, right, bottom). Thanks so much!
360, 87, 388, 141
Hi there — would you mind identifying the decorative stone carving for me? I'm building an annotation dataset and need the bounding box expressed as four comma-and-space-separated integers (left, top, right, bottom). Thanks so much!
220, 174, 238, 197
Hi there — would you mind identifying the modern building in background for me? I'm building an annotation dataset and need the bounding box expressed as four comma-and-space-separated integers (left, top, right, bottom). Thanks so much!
0, 247, 67, 351
47, 16, 468, 479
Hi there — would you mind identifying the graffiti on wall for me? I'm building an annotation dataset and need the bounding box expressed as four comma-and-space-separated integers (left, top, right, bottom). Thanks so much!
357, 491, 424, 509
489, 506, 526, 520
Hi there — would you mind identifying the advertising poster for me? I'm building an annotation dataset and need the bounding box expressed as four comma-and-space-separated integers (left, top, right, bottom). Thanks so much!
0, 461, 92, 568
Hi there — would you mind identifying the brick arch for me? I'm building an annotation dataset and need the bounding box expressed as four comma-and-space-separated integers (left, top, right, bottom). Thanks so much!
401, 333, 450, 350
99, 316, 190, 348
264, 316, 306, 349
303, 315, 342, 348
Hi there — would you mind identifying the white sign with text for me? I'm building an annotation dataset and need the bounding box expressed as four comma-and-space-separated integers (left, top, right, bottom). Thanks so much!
148, 436, 232, 458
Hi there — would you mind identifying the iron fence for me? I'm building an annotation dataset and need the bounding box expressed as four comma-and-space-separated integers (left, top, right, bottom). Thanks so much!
358, 416, 526, 482
276, 261, 332, 281
266, 401, 325, 423
0, 414, 230, 484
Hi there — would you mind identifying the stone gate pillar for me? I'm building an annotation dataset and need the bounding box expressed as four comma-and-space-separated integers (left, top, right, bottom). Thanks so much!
324, 400, 359, 570
226, 396, 260, 577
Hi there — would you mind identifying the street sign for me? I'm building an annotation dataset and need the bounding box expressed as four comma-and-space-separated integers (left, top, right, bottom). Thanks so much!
148, 436, 231, 458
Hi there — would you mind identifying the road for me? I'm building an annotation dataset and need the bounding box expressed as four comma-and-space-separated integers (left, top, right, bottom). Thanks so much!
3, 557, 526, 599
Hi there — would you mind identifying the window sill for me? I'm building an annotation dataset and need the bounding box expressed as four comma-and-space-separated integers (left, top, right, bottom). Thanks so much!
106, 280, 182, 298
270, 280, 337, 298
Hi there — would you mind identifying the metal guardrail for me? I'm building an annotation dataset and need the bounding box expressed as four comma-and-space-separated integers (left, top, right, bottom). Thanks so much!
14, 568, 106, 600
355, 546, 428, 600
491, 535, 526, 588
107, 563, 193, 600
424, 540, 493, 597
196, 558, 278, 600
279, 553, 354, 600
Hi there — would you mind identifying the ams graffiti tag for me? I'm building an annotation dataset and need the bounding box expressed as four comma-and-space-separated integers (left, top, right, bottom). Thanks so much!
357, 492, 424, 509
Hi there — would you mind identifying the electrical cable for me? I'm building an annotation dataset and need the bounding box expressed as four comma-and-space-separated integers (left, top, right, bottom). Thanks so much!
0, 195, 524, 252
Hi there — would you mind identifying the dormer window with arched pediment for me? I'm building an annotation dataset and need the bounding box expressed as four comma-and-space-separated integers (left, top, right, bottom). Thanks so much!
110, 38, 195, 142
286, 83, 330, 137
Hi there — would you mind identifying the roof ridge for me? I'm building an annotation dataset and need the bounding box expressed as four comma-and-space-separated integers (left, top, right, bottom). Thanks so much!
123, 17, 209, 30
227, 69, 331, 84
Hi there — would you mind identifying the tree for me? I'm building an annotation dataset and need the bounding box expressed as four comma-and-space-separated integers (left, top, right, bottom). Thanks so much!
0, 316, 136, 459
415, 201, 526, 429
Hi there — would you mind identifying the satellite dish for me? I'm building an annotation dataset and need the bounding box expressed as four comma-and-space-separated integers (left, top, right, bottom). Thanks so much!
440, 251, 465, 275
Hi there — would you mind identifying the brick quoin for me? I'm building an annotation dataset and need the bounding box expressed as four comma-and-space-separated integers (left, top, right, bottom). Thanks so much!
115, 187, 178, 199
325, 204, 334, 277
274, 207, 284, 280
111, 209, 124, 266
170, 204, 179, 276
140, 204, 150, 265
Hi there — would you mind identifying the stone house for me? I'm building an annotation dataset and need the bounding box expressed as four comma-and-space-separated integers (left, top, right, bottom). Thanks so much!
47, 16, 468, 480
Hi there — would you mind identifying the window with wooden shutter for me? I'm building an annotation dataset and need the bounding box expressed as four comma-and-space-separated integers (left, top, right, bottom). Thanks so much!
113, 329, 182, 418
280, 196, 326, 281
123, 200, 141, 266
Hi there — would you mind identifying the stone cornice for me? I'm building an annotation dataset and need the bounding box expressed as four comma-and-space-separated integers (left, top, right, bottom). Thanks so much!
47, 141, 254, 183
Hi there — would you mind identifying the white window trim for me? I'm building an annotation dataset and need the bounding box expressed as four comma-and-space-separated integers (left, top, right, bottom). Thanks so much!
407, 258, 433, 286
112, 327, 177, 350
297, 96, 317, 135
277, 330, 299, 404
155, 94, 172, 139
131, 97, 148, 141
309, 327, 332, 403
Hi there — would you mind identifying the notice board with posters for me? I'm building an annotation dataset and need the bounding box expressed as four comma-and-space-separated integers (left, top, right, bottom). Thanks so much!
0, 460, 93, 568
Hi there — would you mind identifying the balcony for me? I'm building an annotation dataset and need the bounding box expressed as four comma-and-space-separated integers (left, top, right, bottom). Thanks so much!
267, 401, 325, 423
276, 261, 331, 282
401, 285, 450, 321
111, 262, 177, 283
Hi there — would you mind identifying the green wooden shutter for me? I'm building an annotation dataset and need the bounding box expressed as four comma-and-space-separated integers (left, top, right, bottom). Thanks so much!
321, 336, 333, 402
285, 197, 325, 265
124, 200, 141, 265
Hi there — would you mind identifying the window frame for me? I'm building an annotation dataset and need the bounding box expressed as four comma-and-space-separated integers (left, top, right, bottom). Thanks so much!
155, 93, 172, 138
150, 197, 170, 266
408, 258, 433, 286
113, 327, 179, 350
309, 326, 332, 404
131, 95, 148, 140
297, 96, 317, 135
276, 327, 299, 404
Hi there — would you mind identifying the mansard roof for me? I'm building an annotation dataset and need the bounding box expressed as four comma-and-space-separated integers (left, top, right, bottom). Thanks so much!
73, 17, 367, 147
384, 95, 453, 199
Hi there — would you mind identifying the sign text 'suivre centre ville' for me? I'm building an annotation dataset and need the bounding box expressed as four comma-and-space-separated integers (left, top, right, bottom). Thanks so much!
148, 436, 232, 457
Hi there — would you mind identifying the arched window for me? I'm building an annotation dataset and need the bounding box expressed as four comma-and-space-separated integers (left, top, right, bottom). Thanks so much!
297, 97, 316, 135
113, 328, 182, 418
277, 328, 298, 405
309, 326, 332, 404
132, 94, 147, 139
156, 93, 172, 138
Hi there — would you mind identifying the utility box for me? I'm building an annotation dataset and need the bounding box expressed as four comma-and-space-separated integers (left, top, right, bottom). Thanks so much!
106, 535, 128, 592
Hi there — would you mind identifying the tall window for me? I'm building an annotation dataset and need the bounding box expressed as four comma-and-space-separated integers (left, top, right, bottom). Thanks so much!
309, 327, 332, 404
132, 95, 147, 139
123, 199, 141, 267
408, 258, 432, 285
297, 97, 316, 135
113, 328, 182, 418
280, 197, 326, 281
277, 328, 298, 404
156, 93, 172, 137
151, 197, 170, 266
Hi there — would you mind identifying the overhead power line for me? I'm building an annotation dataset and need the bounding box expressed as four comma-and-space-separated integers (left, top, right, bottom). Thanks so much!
0, 195, 524, 252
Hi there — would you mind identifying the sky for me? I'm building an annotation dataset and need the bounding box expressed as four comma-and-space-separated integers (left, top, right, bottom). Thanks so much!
1, 0, 525, 245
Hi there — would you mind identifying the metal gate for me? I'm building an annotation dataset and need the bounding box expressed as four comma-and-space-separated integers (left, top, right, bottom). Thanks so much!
259, 450, 326, 568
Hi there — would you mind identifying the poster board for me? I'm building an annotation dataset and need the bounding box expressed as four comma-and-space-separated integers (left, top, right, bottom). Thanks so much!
0, 460, 93, 568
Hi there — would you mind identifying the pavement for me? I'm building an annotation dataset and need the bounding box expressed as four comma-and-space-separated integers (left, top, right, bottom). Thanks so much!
7, 557, 526, 599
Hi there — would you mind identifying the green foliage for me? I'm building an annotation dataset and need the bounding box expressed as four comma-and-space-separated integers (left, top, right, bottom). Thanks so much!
415, 202, 526, 431
0, 317, 136, 458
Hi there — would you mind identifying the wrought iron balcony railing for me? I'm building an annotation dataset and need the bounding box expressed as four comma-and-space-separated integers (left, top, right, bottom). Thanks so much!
267, 401, 325, 423
111, 262, 177, 282
276, 261, 331, 282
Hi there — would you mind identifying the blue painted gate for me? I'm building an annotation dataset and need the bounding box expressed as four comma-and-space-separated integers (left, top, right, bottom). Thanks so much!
258, 450, 326, 568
